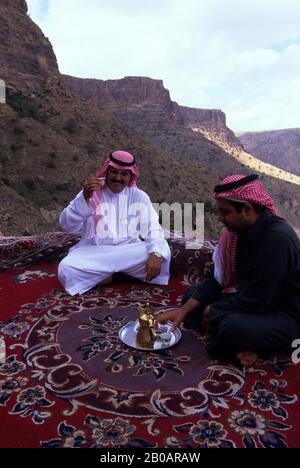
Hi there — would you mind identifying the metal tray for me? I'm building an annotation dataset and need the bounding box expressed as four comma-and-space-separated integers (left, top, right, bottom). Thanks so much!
119, 320, 181, 351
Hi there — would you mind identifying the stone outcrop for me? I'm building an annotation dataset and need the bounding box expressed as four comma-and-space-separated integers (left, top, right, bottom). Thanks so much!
0, 0, 59, 93
63, 76, 178, 133
178, 106, 243, 149
2, 0, 27, 14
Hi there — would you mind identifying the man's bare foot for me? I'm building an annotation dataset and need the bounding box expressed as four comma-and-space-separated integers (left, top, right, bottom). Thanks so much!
237, 351, 258, 366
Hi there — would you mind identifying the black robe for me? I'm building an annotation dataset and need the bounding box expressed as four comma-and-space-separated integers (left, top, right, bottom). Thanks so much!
182, 210, 300, 361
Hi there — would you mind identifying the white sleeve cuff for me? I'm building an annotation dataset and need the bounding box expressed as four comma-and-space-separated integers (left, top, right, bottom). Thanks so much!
73, 191, 94, 217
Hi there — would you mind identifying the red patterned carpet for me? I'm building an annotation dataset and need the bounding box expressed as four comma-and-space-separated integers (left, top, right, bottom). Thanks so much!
0, 234, 300, 448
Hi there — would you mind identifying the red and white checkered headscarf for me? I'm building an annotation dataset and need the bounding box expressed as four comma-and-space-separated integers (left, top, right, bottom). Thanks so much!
91, 151, 140, 226
213, 174, 277, 288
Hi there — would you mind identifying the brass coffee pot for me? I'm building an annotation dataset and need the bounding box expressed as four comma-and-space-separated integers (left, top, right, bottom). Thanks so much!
136, 302, 156, 349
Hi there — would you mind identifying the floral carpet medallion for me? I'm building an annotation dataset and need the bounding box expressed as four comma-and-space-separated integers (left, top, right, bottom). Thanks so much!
21, 293, 246, 419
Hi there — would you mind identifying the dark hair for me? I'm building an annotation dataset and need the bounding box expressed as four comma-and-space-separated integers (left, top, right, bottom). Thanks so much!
228, 200, 266, 214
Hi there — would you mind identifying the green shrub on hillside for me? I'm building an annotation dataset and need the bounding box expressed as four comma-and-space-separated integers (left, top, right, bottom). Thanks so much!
6, 89, 48, 124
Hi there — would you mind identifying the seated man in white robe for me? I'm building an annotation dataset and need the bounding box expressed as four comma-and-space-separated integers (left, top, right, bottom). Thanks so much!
58, 151, 171, 296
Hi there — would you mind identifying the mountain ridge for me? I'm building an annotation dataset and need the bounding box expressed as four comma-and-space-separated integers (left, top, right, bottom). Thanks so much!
0, 0, 299, 237
238, 128, 300, 177
63, 74, 300, 186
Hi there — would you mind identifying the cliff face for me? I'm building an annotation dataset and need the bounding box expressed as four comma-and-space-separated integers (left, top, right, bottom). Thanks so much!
63, 75, 243, 149
238, 129, 300, 177
63, 76, 179, 133
178, 106, 226, 128
0, 0, 59, 93
73, 76, 173, 108
63, 74, 249, 181
1, 0, 27, 13
178, 106, 242, 149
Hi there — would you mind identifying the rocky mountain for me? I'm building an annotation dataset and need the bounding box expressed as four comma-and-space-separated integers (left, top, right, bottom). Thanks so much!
62, 75, 237, 144
63, 75, 245, 171
0, 0, 59, 93
238, 129, 300, 177
0, 0, 222, 237
0, 0, 299, 238
63, 75, 300, 185
0, 74, 227, 237
63, 74, 300, 228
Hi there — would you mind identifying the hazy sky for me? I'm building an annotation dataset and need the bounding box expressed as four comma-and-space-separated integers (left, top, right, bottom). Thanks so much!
27, 0, 300, 132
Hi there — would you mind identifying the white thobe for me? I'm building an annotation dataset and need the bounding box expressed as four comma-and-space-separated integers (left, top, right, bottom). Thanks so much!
58, 186, 171, 295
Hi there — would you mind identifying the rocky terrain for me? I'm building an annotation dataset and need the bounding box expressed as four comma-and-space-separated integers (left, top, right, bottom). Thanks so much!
1, 74, 226, 237
63, 74, 300, 185
0, 0, 299, 238
0, 0, 222, 237
63, 75, 245, 172
63, 75, 300, 182
238, 129, 300, 177
0, 0, 58, 93
63, 74, 300, 227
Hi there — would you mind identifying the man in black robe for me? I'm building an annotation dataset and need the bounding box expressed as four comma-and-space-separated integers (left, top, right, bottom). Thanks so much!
157, 174, 300, 365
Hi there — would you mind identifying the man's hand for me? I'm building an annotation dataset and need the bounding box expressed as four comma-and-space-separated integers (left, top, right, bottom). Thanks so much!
155, 308, 189, 332
156, 298, 201, 332
145, 254, 162, 282
83, 177, 102, 203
